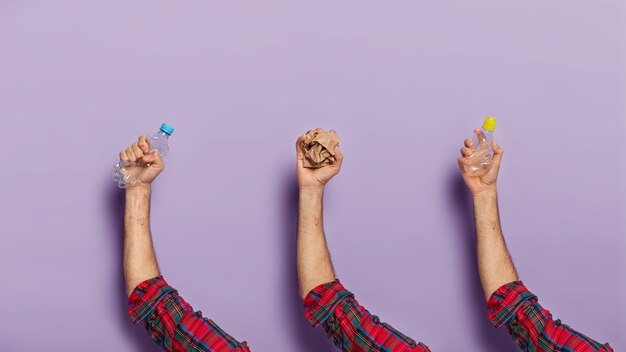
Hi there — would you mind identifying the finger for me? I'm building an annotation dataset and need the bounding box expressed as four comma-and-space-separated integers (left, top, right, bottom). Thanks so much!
120, 150, 129, 161
132, 143, 143, 159
334, 144, 344, 164
142, 150, 156, 163
295, 135, 306, 160
464, 138, 475, 150
138, 136, 150, 153
143, 150, 162, 166
126, 147, 137, 162
492, 140, 503, 154
475, 129, 488, 150
457, 156, 470, 172
295, 135, 305, 148
490, 142, 504, 170
483, 146, 504, 182
460, 147, 473, 157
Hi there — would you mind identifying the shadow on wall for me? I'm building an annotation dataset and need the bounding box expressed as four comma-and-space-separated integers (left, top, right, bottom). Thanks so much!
280, 167, 337, 351
103, 169, 516, 352
106, 172, 331, 352
108, 184, 161, 352
448, 172, 516, 352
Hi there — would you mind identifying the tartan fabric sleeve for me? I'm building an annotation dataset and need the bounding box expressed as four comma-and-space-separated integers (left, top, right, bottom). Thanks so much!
128, 276, 251, 352
487, 281, 613, 352
303, 279, 431, 352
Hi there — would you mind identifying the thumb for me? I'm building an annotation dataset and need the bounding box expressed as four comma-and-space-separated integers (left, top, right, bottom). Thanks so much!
488, 141, 504, 174
143, 150, 163, 166
333, 144, 343, 163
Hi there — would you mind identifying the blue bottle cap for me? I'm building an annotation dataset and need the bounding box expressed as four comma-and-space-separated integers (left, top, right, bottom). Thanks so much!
160, 122, 174, 136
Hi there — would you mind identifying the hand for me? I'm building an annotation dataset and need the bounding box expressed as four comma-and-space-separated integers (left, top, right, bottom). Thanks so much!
457, 129, 503, 196
119, 136, 164, 189
296, 128, 343, 190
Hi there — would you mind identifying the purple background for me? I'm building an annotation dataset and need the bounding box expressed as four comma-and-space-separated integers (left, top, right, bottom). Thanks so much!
1, 1, 624, 351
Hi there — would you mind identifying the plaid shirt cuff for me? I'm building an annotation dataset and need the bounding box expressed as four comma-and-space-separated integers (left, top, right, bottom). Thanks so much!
487, 280, 537, 328
303, 279, 354, 327
128, 275, 177, 323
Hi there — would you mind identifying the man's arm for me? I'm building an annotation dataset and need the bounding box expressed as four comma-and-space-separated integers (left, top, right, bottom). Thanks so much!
295, 129, 342, 297
472, 190, 518, 300
458, 130, 612, 351
297, 186, 335, 298
456, 132, 516, 300
296, 129, 430, 352
124, 186, 160, 296
121, 136, 162, 296
119, 136, 250, 352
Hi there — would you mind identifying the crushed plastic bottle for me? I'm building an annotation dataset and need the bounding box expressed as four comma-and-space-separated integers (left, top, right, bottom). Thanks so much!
464, 116, 496, 176
113, 123, 174, 188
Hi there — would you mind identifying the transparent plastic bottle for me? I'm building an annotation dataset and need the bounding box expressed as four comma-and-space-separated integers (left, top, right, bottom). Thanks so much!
113, 123, 174, 188
464, 116, 496, 176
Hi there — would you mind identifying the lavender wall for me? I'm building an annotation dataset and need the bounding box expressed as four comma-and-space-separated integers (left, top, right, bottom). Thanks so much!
1, 1, 624, 351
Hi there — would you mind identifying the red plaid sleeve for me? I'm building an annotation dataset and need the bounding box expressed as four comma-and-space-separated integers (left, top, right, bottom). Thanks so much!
304, 279, 430, 352
128, 276, 251, 352
487, 281, 613, 352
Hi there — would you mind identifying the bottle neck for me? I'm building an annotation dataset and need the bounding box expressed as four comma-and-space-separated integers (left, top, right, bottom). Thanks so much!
156, 130, 170, 138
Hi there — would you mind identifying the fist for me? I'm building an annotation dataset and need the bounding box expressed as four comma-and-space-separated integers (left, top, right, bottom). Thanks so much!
119, 136, 164, 189
295, 128, 344, 189
457, 129, 504, 196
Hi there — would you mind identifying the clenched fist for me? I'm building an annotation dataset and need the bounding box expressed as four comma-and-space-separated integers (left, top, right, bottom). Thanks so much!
119, 136, 164, 189
457, 129, 504, 196
296, 128, 343, 189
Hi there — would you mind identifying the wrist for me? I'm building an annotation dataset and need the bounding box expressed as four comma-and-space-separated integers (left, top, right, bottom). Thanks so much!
126, 184, 151, 195
299, 185, 324, 202
299, 185, 325, 193
472, 186, 497, 202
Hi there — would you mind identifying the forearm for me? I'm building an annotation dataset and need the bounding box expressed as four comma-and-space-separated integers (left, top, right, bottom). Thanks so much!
297, 186, 335, 298
473, 188, 518, 301
124, 185, 160, 297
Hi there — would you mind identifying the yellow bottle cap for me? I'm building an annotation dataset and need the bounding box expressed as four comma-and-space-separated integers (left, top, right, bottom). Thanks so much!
482, 116, 497, 132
